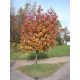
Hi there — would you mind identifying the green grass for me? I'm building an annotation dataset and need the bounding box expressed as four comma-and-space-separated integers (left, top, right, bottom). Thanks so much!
47, 45, 70, 57
10, 44, 70, 60
17, 63, 64, 78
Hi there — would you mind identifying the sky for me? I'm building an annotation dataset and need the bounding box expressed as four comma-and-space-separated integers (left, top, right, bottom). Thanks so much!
12, 0, 70, 29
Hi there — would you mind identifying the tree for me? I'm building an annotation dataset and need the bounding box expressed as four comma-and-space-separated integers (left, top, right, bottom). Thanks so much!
63, 27, 70, 44
58, 20, 62, 27
10, 0, 21, 49
24, 3, 31, 15
56, 33, 63, 45
17, 7, 25, 26
10, 0, 17, 42
16, 2, 37, 44
31, 2, 37, 14
19, 6, 58, 64
56, 20, 63, 45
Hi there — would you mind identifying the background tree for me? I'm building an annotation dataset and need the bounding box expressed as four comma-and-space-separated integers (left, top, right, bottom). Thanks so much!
10, 0, 21, 48
19, 6, 58, 64
17, 7, 25, 26
24, 3, 31, 15
56, 20, 63, 45
63, 27, 70, 44
10, 0, 16, 42
58, 20, 62, 27
31, 2, 37, 14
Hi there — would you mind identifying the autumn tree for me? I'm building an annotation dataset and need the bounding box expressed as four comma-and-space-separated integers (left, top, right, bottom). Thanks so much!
19, 5, 58, 64
16, 3, 31, 43
15, 2, 37, 44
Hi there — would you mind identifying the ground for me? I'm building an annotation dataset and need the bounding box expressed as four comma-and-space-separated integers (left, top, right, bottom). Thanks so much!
10, 44, 70, 80
11, 56, 69, 68
17, 63, 64, 78
10, 56, 70, 80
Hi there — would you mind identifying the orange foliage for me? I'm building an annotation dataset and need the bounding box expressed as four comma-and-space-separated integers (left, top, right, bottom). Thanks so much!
19, 6, 58, 52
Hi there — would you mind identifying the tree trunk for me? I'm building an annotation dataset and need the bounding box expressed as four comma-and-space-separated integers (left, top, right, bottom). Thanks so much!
15, 42, 17, 47
35, 51, 38, 64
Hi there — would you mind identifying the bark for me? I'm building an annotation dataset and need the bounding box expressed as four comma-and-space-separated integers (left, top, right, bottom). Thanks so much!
35, 51, 38, 64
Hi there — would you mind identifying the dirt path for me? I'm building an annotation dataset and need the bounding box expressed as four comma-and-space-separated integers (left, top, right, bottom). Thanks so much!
10, 69, 35, 80
11, 56, 69, 69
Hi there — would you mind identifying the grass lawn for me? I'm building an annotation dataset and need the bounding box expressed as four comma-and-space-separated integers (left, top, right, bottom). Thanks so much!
10, 44, 70, 60
17, 63, 64, 78
47, 45, 70, 57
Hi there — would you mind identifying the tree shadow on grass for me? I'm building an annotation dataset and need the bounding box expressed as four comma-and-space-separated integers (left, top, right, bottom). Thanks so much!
27, 51, 48, 60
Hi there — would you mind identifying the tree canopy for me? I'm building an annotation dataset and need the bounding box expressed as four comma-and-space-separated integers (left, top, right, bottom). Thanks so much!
19, 6, 58, 52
